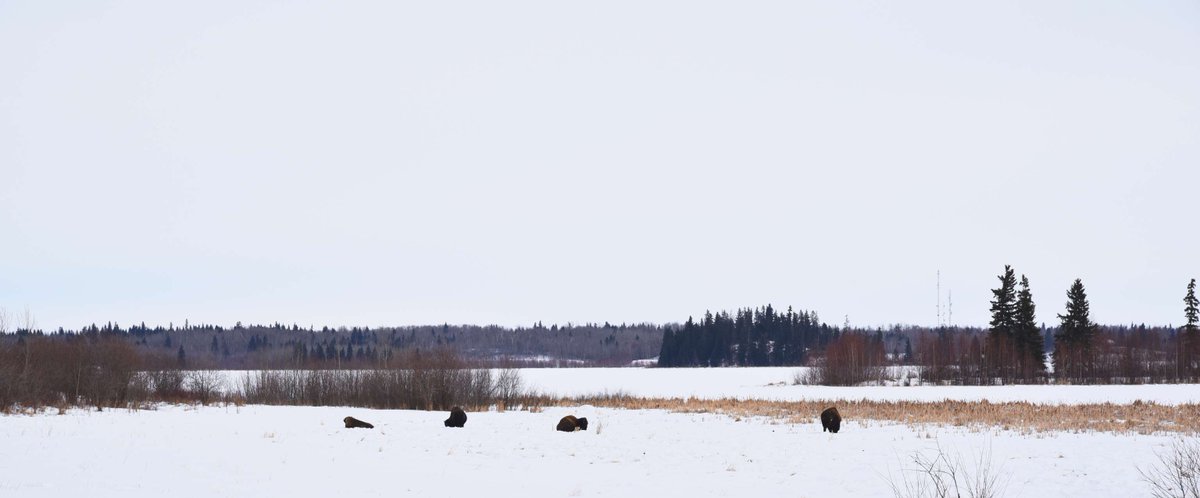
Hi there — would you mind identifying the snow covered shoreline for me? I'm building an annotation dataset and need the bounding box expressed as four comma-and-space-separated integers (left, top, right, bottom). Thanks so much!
215, 367, 1200, 405
519, 367, 1200, 405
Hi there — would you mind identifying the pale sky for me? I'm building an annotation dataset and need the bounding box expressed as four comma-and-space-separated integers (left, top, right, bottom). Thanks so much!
2, 1, 1198, 331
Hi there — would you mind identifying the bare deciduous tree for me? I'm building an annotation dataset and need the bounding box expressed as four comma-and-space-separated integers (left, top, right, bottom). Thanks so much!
186, 370, 226, 405
20, 306, 36, 332
494, 367, 524, 409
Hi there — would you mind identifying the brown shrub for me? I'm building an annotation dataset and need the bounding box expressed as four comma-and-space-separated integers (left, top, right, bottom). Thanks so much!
810, 333, 886, 386
0, 335, 142, 410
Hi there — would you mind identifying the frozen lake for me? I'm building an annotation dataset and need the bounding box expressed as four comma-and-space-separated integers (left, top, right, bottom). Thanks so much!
218, 367, 1200, 405
519, 367, 1200, 405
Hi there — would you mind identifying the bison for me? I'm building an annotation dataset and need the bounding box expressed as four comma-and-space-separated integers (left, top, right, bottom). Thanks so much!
444, 406, 468, 428
556, 415, 589, 432
344, 416, 375, 429
820, 407, 841, 433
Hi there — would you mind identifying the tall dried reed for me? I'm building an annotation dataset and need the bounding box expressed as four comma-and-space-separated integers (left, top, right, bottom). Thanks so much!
530, 394, 1200, 435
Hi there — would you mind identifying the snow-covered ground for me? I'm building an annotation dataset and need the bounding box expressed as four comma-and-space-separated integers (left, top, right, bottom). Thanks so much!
519, 367, 1200, 405
217, 367, 1200, 405
0, 404, 1182, 497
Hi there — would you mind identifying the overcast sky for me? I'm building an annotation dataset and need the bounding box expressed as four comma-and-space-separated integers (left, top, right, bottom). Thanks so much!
1, 1, 1198, 331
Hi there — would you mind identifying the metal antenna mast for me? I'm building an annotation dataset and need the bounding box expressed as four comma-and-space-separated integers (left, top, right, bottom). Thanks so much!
937, 270, 942, 327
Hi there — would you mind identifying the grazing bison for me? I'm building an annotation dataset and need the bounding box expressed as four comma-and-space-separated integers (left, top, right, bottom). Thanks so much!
444, 406, 467, 428
820, 407, 841, 433
344, 416, 375, 429
556, 415, 589, 432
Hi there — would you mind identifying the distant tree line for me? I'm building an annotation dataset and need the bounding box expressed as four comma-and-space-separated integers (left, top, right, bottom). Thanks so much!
657, 268, 1200, 385
3, 266, 1198, 387
657, 305, 834, 367
0, 330, 530, 412
0, 320, 665, 369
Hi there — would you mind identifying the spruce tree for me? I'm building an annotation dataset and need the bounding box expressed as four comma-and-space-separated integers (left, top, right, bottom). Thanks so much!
988, 265, 1018, 380
1183, 279, 1198, 379
657, 326, 677, 367
1014, 275, 1045, 379
988, 265, 1018, 335
1054, 278, 1094, 382
1186, 279, 1199, 329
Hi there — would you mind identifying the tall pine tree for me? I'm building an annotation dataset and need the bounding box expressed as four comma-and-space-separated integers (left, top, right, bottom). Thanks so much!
1014, 275, 1045, 379
988, 265, 1018, 382
1182, 278, 1198, 379
989, 265, 1018, 335
1054, 278, 1094, 382
1186, 279, 1199, 328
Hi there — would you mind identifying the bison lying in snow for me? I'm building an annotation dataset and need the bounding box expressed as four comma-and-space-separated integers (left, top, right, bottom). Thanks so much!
444, 406, 468, 428
820, 407, 841, 433
556, 415, 589, 432
344, 416, 375, 429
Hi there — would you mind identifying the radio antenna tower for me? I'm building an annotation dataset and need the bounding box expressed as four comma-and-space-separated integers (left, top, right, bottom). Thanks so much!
936, 270, 942, 327
948, 290, 953, 327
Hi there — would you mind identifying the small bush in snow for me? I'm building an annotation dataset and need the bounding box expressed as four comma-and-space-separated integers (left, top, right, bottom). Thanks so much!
885, 443, 1006, 498
1140, 438, 1200, 498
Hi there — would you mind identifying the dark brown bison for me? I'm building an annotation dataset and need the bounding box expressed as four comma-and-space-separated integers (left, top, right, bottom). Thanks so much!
444, 406, 467, 428
344, 416, 374, 429
820, 407, 841, 433
556, 415, 589, 432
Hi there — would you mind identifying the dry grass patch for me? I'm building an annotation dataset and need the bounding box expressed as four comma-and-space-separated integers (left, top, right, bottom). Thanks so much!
532, 394, 1200, 435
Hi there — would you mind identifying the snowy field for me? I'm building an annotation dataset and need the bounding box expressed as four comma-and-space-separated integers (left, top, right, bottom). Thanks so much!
217, 367, 1200, 405
0, 404, 1184, 497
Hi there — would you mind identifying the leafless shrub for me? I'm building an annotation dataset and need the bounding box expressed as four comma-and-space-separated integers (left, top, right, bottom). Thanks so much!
810, 333, 887, 386
793, 367, 822, 385
0, 334, 142, 410
240, 350, 527, 411
146, 369, 188, 400
240, 368, 518, 411
87, 337, 140, 407
126, 371, 154, 405
886, 443, 1006, 498
494, 368, 524, 409
186, 370, 226, 405
1140, 438, 1200, 498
